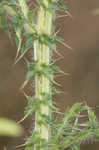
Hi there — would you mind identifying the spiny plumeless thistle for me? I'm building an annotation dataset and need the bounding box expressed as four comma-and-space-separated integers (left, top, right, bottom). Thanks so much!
0, 1, 99, 150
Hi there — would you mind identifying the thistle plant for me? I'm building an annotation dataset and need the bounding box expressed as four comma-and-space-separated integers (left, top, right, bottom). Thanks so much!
0, 0, 99, 150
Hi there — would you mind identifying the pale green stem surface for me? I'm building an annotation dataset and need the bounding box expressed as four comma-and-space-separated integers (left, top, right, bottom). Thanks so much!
34, 1, 53, 150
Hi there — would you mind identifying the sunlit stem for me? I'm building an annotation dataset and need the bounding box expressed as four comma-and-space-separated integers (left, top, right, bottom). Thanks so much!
34, 0, 53, 150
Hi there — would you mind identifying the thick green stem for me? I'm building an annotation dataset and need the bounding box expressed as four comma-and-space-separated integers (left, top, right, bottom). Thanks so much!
34, 1, 53, 150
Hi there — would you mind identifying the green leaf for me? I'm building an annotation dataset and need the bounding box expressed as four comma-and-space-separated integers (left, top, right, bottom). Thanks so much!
50, 0, 68, 12
21, 35, 34, 53
0, 9, 7, 32
61, 129, 93, 149
26, 131, 48, 150
15, 33, 38, 64
3, 4, 17, 16
56, 1, 67, 11
39, 33, 56, 51
24, 94, 41, 116
63, 103, 87, 123
27, 10, 35, 24
24, 33, 38, 49
71, 144, 80, 150
88, 108, 98, 128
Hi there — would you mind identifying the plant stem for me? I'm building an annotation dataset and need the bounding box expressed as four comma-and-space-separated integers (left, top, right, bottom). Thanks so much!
34, 1, 53, 149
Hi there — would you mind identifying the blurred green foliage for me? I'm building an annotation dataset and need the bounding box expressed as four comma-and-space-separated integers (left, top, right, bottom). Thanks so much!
0, 118, 23, 137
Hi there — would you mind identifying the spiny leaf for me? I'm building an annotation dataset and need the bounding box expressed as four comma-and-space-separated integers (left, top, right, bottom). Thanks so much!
39, 33, 72, 50
60, 129, 94, 149
24, 94, 40, 116
56, 0, 67, 11
25, 131, 48, 150
37, 113, 53, 126
15, 33, 38, 64
23, 62, 62, 87
88, 108, 99, 129
63, 103, 87, 123
3, 4, 17, 16
50, 0, 67, 12
39, 33, 56, 51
